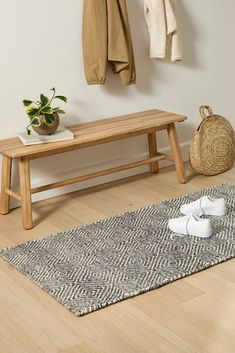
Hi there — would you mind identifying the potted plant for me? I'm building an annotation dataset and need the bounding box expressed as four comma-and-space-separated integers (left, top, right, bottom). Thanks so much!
23, 88, 67, 135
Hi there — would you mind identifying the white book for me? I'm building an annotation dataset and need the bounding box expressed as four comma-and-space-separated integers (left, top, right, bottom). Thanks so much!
18, 127, 74, 146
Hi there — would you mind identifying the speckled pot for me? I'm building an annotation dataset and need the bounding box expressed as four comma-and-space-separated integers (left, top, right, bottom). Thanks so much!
32, 113, 60, 135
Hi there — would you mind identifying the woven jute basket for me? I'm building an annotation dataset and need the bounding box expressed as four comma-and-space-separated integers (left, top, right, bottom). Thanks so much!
189, 105, 235, 176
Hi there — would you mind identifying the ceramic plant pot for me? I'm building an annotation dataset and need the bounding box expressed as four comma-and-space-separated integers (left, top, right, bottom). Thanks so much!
32, 113, 60, 135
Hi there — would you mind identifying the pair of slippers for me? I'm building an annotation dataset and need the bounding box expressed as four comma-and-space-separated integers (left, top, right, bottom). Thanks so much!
168, 196, 227, 238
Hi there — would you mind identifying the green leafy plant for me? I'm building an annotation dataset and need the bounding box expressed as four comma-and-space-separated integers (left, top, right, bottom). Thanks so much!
23, 88, 67, 135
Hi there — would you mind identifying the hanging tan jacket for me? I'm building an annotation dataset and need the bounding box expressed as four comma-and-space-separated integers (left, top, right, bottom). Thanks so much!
82, 0, 136, 86
144, 0, 182, 62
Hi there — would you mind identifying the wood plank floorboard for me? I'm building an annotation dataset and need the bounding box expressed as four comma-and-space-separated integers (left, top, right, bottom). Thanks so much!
0, 163, 234, 353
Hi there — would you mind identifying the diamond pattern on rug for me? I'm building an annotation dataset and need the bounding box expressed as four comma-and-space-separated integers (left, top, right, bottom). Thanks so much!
0, 183, 235, 316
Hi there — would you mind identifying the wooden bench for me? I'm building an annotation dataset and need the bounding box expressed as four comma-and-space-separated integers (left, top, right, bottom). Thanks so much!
0, 109, 187, 229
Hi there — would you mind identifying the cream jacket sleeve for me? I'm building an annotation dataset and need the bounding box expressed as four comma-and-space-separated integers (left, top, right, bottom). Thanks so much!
144, 0, 182, 62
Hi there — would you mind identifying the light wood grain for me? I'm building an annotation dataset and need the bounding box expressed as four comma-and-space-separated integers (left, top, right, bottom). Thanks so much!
0, 109, 187, 229
0, 307, 44, 353
0, 110, 186, 159
19, 158, 33, 229
167, 123, 187, 183
6, 189, 21, 201
147, 132, 159, 173
60, 345, 96, 353
0, 155, 12, 214
0, 267, 81, 353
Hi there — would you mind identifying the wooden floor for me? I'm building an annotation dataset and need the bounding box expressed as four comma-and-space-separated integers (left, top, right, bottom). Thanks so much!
0, 163, 235, 353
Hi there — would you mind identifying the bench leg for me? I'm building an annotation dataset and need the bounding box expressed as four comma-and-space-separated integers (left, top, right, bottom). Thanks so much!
167, 123, 187, 184
0, 155, 12, 215
147, 132, 159, 173
19, 158, 33, 230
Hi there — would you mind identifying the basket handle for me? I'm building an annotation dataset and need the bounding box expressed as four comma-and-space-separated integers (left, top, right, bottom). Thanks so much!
199, 105, 214, 120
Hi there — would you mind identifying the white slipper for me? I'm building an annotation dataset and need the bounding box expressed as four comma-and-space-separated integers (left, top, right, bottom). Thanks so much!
168, 214, 213, 238
180, 196, 227, 217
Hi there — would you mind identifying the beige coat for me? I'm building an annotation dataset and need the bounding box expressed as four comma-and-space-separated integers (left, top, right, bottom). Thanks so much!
82, 0, 136, 86
144, 0, 182, 62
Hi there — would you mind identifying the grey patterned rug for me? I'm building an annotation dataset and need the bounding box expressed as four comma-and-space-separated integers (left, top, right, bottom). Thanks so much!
1, 184, 235, 316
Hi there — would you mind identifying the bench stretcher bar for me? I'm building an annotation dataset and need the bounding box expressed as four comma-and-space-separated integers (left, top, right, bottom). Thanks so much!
7, 152, 174, 197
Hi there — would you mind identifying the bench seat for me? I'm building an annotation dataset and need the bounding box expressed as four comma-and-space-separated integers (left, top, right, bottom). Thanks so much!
0, 110, 186, 159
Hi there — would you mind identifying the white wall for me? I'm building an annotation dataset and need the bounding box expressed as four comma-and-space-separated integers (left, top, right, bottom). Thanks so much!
0, 0, 235, 204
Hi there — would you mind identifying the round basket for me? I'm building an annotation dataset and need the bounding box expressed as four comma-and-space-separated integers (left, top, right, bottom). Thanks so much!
189, 105, 235, 176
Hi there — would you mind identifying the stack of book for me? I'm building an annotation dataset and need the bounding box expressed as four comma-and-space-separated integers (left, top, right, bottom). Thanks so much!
18, 127, 74, 146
